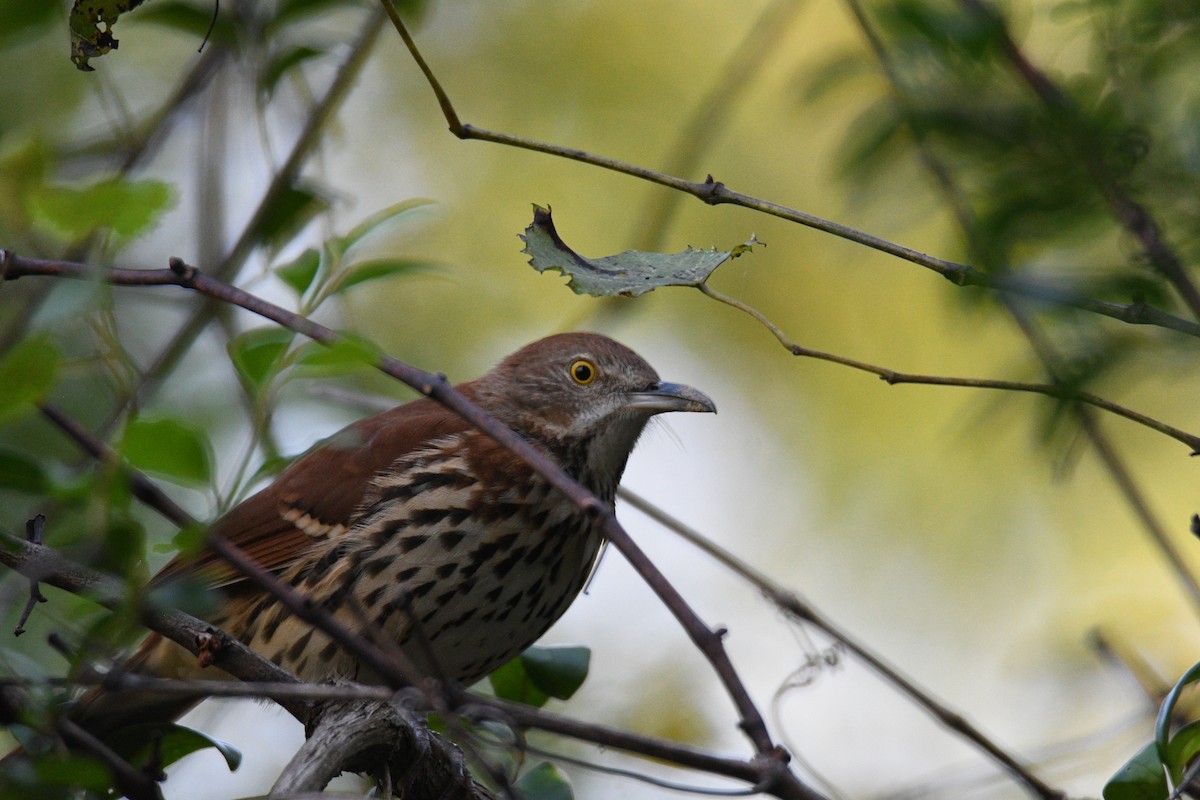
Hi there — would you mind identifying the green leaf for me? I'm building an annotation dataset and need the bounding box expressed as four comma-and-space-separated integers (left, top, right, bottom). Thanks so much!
250, 183, 328, 250
261, 45, 327, 96
292, 335, 382, 376
1167, 720, 1200, 785
331, 198, 435, 258
0, 449, 49, 494
521, 205, 760, 297
0, 0, 58, 44
514, 762, 573, 800
1103, 741, 1167, 800
120, 417, 213, 486
27, 178, 174, 242
489, 656, 549, 708
105, 722, 241, 772
0, 336, 59, 425
33, 754, 113, 791
520, 645, 590, 701
324, 258, 431, 297
275, 247, 322, 296
1157, 661, 1200, 764
489, 646, 591, 707
228, 327, 295, 392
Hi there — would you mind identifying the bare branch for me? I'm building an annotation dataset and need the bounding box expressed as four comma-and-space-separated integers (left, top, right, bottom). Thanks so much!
696, 283, 1200, 452
376, 0, 1200, 343
618, 488, 1067, 800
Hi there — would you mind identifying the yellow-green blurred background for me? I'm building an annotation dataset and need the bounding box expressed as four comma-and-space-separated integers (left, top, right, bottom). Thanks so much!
3, 0, 1200, 798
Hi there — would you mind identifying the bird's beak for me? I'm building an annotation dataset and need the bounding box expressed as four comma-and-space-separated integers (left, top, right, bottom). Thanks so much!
626, 382, 716, 414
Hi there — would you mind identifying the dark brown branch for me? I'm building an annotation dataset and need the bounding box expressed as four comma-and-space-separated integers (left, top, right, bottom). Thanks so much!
272, 699, 486, 800
375, 0, 1200, 343
13, 516, 48, 636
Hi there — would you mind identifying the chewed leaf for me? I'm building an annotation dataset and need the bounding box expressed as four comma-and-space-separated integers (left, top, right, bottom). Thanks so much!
521, 205, 761, 298
69, 0, 147, 71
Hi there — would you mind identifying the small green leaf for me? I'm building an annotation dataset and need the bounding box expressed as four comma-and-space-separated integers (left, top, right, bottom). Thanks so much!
520, 645, 590, 701
0, 449, 49, 494
0, 336, 59, 425
1157, 661, 1200, 764
325, 258, 431, 297
228, 327, 294, 392
275, 247, 322, 296
27, 178, 174, 242
121, 417, 213, 486
521, 205, 760, 298
261, 45, 326, 96
331, 198, 435, 258
250, 183, 328, 250
1103, 741, 1167, 800
489, 657, 549, 708
101, 515, 147, 577
105, 723, 241, 772
33, 754, 113, 791
292, 335, 381, 375
1166, 720, 1200, 785
514, 762, 573, 800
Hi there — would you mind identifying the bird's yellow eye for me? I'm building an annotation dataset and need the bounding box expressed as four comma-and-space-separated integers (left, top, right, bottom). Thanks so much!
569, 359, 596, 385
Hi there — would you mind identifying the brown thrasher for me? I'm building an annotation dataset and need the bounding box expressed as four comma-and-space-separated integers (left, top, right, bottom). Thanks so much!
75, 332, 715, 734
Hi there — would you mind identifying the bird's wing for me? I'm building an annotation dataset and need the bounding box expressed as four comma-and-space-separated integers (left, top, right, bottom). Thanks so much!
151, 395, 474, 590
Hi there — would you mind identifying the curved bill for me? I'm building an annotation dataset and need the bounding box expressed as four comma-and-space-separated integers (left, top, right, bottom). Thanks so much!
625, 381, 717, 414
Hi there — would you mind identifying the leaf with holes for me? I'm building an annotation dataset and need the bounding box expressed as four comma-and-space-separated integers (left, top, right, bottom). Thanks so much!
69, 0, 147, 70
521, 205, 760, 298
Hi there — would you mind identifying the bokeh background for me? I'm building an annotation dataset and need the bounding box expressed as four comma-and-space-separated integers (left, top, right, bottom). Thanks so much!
2, 0, 1200, 798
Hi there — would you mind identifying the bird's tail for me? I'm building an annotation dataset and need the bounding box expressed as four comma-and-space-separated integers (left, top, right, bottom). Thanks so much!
69, 632, 218, 739
3, 633, 219, 771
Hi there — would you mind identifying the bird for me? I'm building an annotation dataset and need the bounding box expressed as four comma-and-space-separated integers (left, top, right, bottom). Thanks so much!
71, 332, 715, 736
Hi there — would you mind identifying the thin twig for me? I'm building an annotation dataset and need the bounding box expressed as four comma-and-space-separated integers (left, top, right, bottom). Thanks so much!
696, 282, 1200, 452
13, 515, 48, 636
617, 488, 1066, 800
